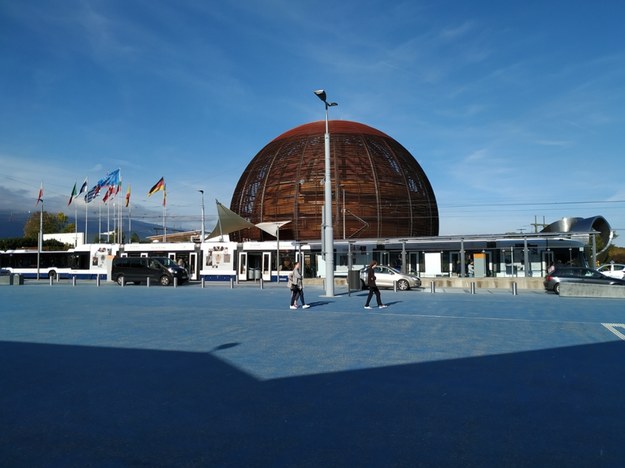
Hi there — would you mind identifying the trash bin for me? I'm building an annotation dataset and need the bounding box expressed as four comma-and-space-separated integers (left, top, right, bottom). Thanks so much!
12, 273, 24, 285
253, 268, 261, 280
348, 270, 361, 290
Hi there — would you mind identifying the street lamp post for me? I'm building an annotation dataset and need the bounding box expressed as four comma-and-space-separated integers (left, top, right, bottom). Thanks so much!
198, 190, 205, 243
314, 89, 338, 297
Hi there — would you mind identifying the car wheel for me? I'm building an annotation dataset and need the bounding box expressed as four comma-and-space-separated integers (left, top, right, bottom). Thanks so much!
554, 283, 560, 295
160, 275, 171, 286
48, 270, 57, 280
397, 279, 410, 291
116, 275, 125, 286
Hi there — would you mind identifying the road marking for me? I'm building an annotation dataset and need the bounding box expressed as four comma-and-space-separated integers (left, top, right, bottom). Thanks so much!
602, 323, 625, 340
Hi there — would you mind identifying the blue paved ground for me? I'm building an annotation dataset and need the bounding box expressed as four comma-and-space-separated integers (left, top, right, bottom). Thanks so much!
1, 281, 624, 466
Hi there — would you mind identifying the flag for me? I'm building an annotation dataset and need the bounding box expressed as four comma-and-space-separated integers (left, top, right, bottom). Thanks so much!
148, 177, 165, 196
96, 169, 120, 190
125, 185, 131, 207
85, 185, 100, 203
78, 178, 88, 196
67, 182, 77, 206
102, 185, 115, 203
36, 183, 43, 206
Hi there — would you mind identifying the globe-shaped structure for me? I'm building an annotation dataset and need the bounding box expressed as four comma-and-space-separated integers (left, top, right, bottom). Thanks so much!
230, 120, 439, 241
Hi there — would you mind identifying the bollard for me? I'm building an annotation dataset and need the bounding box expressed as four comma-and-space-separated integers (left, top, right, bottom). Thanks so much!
512, 282, 518, 296
394, 281, 397, 292
121, 276, 125, 287
260, 277, 264, 289
201, 277, 205, 288
49, 275, 54, 286
72, 275, 77, 287
430, 281, 436, 293
470, 282, 476, 294
96, 274, 101, 287
230, 277, 234, 289
174, 277, 178, 288
146, 277, 150, 288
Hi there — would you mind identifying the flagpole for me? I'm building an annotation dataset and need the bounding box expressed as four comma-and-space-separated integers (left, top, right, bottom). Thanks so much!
98, 203, 102, 243
163, 185, 167, 242
163, 202, 167, 242
118, 200, 122, 244
117, 176, 122, 244
217, 200, 224, 241
83, 178, 89, 243
126, 185, 131, 243
37, 198, 43, 280
107, 200, 110, 243
85, 199, 89, 243
74, 204, 78, 247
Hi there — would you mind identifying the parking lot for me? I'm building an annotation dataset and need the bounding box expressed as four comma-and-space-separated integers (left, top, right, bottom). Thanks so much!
1, 282, 624, 466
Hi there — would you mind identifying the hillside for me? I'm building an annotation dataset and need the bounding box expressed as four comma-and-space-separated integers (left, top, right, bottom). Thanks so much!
0, 210, 166, 241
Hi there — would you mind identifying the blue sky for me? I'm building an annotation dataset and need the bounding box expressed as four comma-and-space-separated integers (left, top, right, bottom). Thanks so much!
1, 0, 624, 245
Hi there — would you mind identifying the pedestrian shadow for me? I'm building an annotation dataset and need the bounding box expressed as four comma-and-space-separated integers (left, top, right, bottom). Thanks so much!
211, 342, 240, 352
307, 301, 333, 307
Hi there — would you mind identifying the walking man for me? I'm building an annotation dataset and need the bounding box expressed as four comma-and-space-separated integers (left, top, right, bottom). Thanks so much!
364, 260, 387, 309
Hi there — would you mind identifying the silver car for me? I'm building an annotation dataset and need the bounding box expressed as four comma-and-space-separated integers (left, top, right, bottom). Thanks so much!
596, 263, 625, 280
360, 265, 421, 291
543, 266, 625, 294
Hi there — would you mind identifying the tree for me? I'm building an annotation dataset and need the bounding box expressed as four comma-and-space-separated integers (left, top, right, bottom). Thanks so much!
607, 245, 625, 264
23, 212, 71, 238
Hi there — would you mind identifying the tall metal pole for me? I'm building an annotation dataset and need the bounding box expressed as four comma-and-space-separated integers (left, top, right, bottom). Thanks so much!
314, 90, 337, 296
276, 223, 280, 279
323, 99, 335, 296
37, 199, 43, 280
199, 190, 205, 243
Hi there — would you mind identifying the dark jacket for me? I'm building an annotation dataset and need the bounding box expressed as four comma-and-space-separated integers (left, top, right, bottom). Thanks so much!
367, 267, 377, 287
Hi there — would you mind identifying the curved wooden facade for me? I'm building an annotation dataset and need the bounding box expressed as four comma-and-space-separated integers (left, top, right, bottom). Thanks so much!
230, 120, 439, 241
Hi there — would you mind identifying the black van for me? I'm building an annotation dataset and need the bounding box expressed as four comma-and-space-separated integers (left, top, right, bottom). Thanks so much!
111, 257, 189, 286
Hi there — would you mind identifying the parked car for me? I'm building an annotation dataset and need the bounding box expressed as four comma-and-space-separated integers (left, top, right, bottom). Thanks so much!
596, 263, 625, 280
360, 265, 421, 290
543, 266, 625, 294
111, 256, 189, 286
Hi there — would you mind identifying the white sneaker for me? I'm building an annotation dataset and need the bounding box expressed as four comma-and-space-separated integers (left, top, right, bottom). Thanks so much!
364, 306, 372, 309
289, 305, 297, 309
302, 304, 310, 309
379, 305, 388, 309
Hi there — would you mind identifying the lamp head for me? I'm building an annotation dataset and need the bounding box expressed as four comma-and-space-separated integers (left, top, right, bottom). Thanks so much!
313, 89, 327, 102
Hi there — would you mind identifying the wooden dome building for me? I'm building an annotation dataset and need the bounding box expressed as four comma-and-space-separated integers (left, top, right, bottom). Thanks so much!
230, 120, 439, 241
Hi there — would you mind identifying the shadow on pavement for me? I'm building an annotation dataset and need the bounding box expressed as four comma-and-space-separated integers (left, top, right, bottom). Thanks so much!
1, 339, 624, 466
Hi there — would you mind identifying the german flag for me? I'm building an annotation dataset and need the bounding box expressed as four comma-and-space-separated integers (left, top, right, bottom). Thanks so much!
148, 177, 165, 196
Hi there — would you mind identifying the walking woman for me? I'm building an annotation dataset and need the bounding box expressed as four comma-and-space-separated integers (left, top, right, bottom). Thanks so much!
364, 260, 387, 309
288, 261, 310, 310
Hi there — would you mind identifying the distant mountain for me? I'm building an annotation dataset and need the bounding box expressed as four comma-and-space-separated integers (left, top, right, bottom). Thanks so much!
0, 210, 166, 241
0, 211, 30, 238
